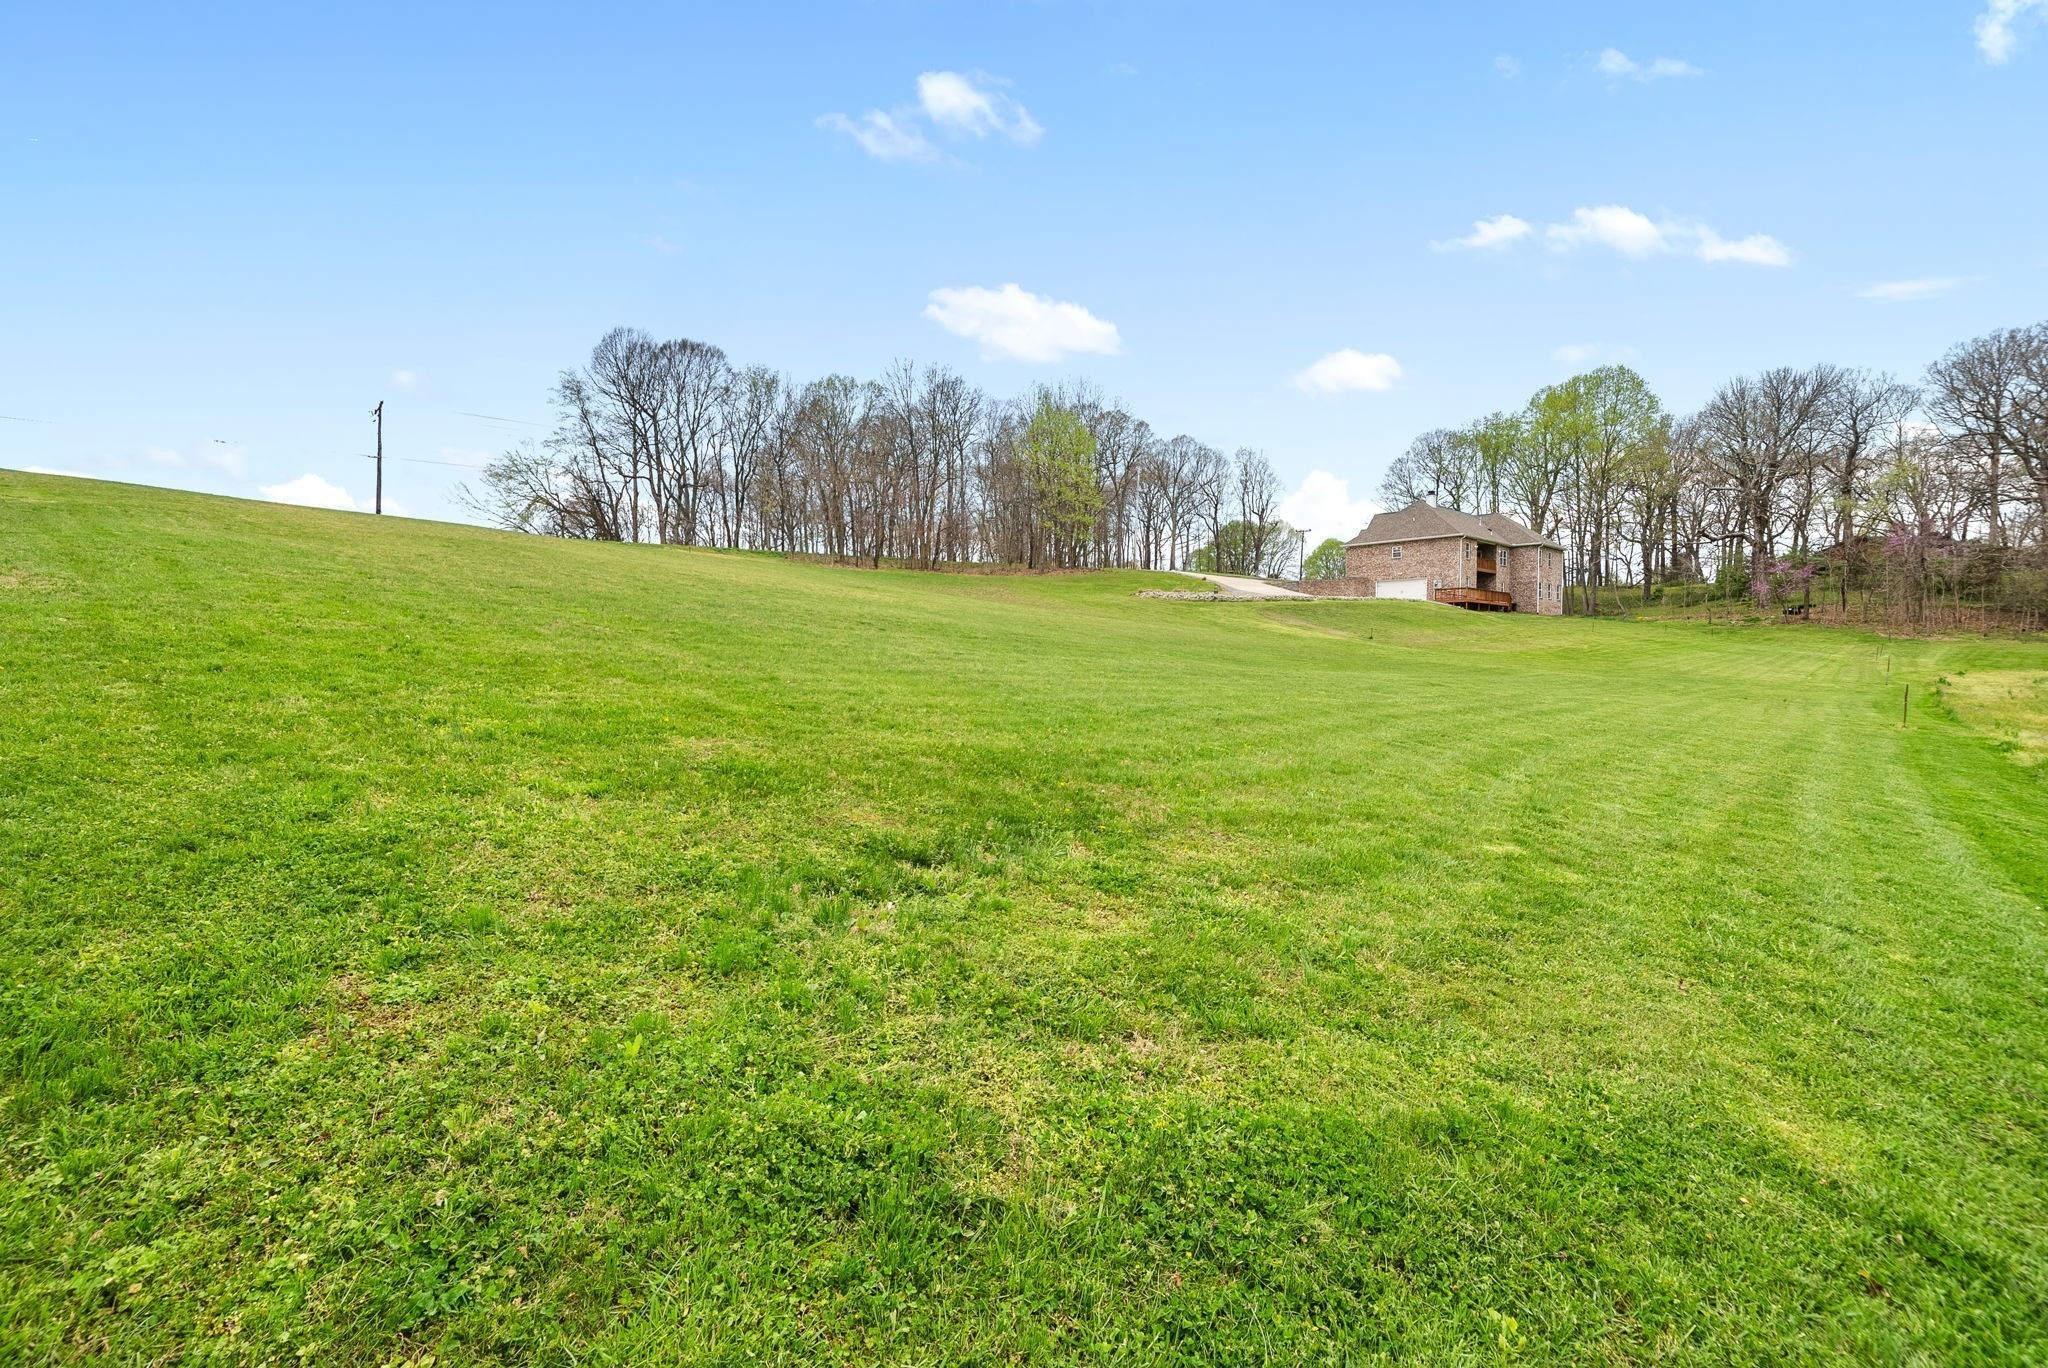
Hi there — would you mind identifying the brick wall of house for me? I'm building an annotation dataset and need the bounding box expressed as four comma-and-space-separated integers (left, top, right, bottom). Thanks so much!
1344, 537, 1472, 595
1293, 577, 1375, 597
1502, 545, 1564, 615
1342, 519, 1565, 615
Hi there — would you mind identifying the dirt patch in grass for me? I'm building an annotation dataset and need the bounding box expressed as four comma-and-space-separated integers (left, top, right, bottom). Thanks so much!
1942, 668, 2048, 765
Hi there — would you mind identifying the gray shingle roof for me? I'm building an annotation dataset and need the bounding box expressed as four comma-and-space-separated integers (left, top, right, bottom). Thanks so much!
1475, 511, 1563, 549
1344, 500, 1560, 550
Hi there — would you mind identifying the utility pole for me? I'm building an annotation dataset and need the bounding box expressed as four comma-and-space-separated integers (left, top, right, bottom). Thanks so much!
370, 400, 385, 514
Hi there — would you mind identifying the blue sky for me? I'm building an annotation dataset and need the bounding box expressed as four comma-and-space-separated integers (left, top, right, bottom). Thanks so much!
4, 1, 2045, 544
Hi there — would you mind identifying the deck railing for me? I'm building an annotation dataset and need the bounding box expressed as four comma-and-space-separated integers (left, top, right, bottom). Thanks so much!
1434, 586, 1513, 609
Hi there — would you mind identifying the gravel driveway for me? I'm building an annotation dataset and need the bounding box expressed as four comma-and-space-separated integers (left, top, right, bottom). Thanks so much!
1190, 573, 1311, 599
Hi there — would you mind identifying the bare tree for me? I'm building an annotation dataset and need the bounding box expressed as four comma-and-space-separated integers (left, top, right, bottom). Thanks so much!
714, 366, 781, 549
1185, 441, 1231, 567
1379, 429, 1473, 509
468, 320, 2046, 629
462, 438, 627, 540
657, 340, 733, 545
1701, 366, 1834, 605
1155, 435, 1209, 570
1819, 370, 1916, 609
1927, 323, 2048, 548
1234, 449, 1282, 574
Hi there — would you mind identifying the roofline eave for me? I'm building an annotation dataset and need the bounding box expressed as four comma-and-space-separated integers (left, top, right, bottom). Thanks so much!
1342, 532, 1465, 549
1343, 532, 1563, 550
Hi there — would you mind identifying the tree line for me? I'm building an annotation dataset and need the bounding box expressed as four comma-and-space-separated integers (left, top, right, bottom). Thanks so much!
466, 328, 1302, 575
1368, 320, 2047, 623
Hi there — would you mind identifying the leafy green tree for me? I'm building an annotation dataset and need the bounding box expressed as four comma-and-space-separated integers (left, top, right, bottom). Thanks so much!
1017, 397, 1102, 568
1192, 519, 1304, 576
1303, 536, 1348, 580
1189, 521, 1247, 573
1469, 411, 1523, 513
1521, 365, 1664, 613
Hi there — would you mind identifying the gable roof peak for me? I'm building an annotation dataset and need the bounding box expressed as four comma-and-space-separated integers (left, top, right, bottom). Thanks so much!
1343, 497, 1563, 550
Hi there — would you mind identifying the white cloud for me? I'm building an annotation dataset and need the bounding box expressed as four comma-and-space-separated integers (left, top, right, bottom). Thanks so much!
1595, 48, 1704, 80
1290, 349, 1404, 396
1530, 206, 1790, 266
1546, 204, 1669, 257
820, 71, 1039, 163
1433, 214, 1532, 251
816, 109, 936, 162
23, 465, 94, 478
923, 284, 1121, 363
261, 473, 357, 510
1858, 276, 1964, 302
1694, 228, 1791, 266
1977, 0, 2047, 61
916, 71, 1042, 144
1279, 470, 1382, 551
1494, 54, 1519, 77
391, 368, 422, 391
1554, 344, 1601, 364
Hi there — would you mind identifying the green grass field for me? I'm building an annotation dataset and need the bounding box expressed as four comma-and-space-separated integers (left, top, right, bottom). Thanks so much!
4, 470, 2047, 1365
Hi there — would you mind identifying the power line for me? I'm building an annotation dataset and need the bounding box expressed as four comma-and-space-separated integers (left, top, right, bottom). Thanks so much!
456, 411, 539, 426
363, 454, 487, 470
0, 414, 55, 424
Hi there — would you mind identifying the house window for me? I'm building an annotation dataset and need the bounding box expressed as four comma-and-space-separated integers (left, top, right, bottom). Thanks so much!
1499, 548, 1509, 568
1389, 545, 1402, 559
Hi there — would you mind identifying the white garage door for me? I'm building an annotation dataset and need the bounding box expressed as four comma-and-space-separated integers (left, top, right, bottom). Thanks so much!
1375, 578, 1429, 601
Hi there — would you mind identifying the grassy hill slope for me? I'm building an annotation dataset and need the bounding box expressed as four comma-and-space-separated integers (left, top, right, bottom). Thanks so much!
3, 470, 2046, 1365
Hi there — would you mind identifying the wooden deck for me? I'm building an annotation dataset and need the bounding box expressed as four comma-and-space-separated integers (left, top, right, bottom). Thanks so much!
1434, 586, 1513, 610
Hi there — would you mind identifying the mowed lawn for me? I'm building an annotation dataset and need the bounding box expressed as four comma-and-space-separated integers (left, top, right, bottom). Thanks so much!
3, 471, 2046, 1366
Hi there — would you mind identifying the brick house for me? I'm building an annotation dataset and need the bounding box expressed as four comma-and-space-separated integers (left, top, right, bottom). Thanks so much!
1336, 500, 1565, 614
